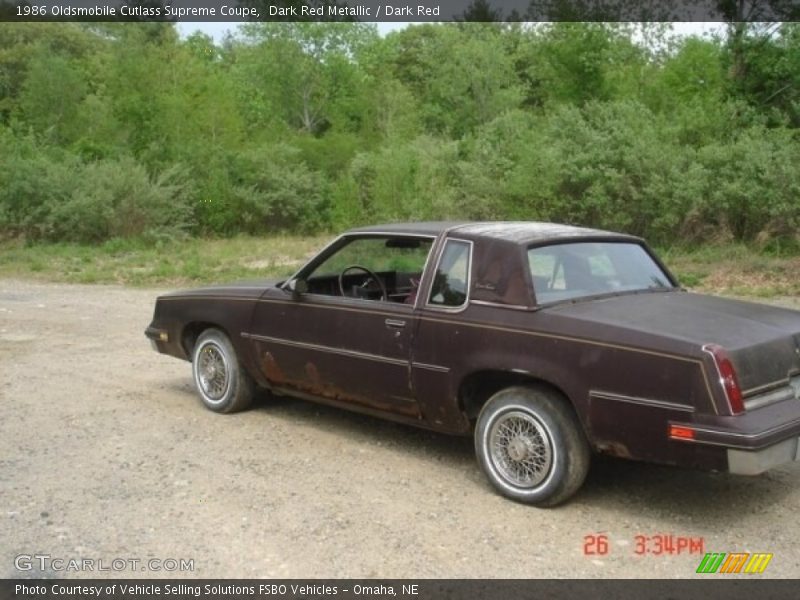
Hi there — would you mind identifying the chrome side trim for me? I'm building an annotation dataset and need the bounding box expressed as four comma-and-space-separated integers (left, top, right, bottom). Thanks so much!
470, 299, 532, 312
743, 379, 791, 397
688, 417, 800, 440
411, 362, 450, 373
241, 332, 408, 367
343, 231, 438, 238
157, 296, 256, 302
744, 385, 795, 411
242, 332, 450, 373
591, 391, 695, 413
258, 295, 413, 318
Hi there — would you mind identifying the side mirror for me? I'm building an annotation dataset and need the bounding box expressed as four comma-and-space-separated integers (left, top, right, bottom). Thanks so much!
285, 278, 308, 297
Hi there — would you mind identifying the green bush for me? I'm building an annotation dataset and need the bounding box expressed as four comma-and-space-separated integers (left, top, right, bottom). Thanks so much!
0, 135, 193, 243
226, 144, 328, 234
339, 136, 460, 226
455, 103, 689, 237
45, 158, 193, 243
0, 132, 81, 239
693, 126, 800, 243
455, 102, 800, 246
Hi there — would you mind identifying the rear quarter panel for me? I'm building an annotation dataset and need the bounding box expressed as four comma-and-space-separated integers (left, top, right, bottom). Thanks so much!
412, 302, 719, 465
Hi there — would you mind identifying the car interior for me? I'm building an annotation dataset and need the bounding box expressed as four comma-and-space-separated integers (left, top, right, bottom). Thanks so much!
301, 236, 434, 303
529, 242, 673, 303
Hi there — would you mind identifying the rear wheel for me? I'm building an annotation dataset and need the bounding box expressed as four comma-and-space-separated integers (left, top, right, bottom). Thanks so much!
191, 328, 254, 413
475, 385, 590, 507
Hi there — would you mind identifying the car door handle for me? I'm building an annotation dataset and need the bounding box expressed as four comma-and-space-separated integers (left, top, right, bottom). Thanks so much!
385, 319, 406, 329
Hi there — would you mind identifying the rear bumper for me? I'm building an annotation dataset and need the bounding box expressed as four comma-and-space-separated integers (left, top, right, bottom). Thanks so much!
727, 436, 800, 475
670, 398, 800, 474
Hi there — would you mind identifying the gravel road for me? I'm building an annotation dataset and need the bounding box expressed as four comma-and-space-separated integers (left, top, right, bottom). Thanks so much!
2, 279, 800, 579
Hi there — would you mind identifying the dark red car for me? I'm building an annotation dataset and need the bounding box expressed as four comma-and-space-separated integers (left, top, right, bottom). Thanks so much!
146, 222, 800, 506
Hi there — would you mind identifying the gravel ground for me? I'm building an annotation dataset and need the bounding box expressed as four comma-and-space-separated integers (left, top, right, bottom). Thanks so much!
2, 279, 800, 579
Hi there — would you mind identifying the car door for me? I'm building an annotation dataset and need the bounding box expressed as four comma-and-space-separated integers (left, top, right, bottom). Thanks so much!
247, 234, 434, 419
409, 237, 476, 430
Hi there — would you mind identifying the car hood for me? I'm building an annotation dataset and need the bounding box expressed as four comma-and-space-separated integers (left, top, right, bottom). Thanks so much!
161, 280, 282, 299
545, 291, 800, 393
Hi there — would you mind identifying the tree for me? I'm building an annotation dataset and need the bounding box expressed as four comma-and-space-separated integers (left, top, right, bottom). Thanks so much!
233, 22, 378, 134
721, 22, 800, 125
386, 25, 522, 136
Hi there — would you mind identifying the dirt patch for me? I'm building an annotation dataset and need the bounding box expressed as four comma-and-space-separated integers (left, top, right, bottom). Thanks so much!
244, 256, 305, 270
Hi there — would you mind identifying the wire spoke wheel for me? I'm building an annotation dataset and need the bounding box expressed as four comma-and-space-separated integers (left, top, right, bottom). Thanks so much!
476, 387, 590, 506
191, 328, 255, 414
197, 342, 230, 402
488, 410, 553, 489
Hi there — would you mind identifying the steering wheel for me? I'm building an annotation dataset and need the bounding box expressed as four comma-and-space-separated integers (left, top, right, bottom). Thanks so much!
338, 265, 388, 301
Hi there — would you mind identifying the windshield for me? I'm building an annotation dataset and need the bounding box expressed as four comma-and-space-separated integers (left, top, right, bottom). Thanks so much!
528, 242, 674, 304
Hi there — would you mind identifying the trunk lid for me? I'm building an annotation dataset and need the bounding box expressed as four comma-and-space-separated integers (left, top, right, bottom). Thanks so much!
546, 291, 800, 394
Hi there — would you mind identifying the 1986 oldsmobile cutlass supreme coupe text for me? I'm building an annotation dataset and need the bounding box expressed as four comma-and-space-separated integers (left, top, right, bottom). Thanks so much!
146, 222, 800, 506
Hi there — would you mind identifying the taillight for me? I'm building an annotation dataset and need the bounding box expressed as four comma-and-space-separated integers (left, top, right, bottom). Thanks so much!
703, 343, 745, 415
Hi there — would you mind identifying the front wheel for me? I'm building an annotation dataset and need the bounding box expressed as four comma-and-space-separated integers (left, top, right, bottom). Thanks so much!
191, 328, 254, 414
475, 386, 590, 507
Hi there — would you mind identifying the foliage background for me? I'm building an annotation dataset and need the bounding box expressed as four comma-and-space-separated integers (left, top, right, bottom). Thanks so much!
1, 21, 799, 248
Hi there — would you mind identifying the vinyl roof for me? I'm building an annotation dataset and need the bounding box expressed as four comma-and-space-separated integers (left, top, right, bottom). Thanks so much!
347, 221, 633, 243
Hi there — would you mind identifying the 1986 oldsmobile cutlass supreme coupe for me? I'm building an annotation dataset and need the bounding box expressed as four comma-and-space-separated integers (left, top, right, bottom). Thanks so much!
146, 222, 800, 506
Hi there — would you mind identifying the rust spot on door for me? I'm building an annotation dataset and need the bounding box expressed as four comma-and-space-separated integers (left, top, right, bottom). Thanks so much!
305, 362, 322, 389
262, 352, 286, 384
261, 354, 419, 418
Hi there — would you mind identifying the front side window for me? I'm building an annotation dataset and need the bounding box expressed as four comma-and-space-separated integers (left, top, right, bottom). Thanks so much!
303, 236, 433, 302
528, 242, 673, 304
428, 240, 471, 308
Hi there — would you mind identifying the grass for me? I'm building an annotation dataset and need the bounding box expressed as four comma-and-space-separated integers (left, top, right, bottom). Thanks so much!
660, 244, 800, 298
1, 237, 800, 297
0, 235, 331, 287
